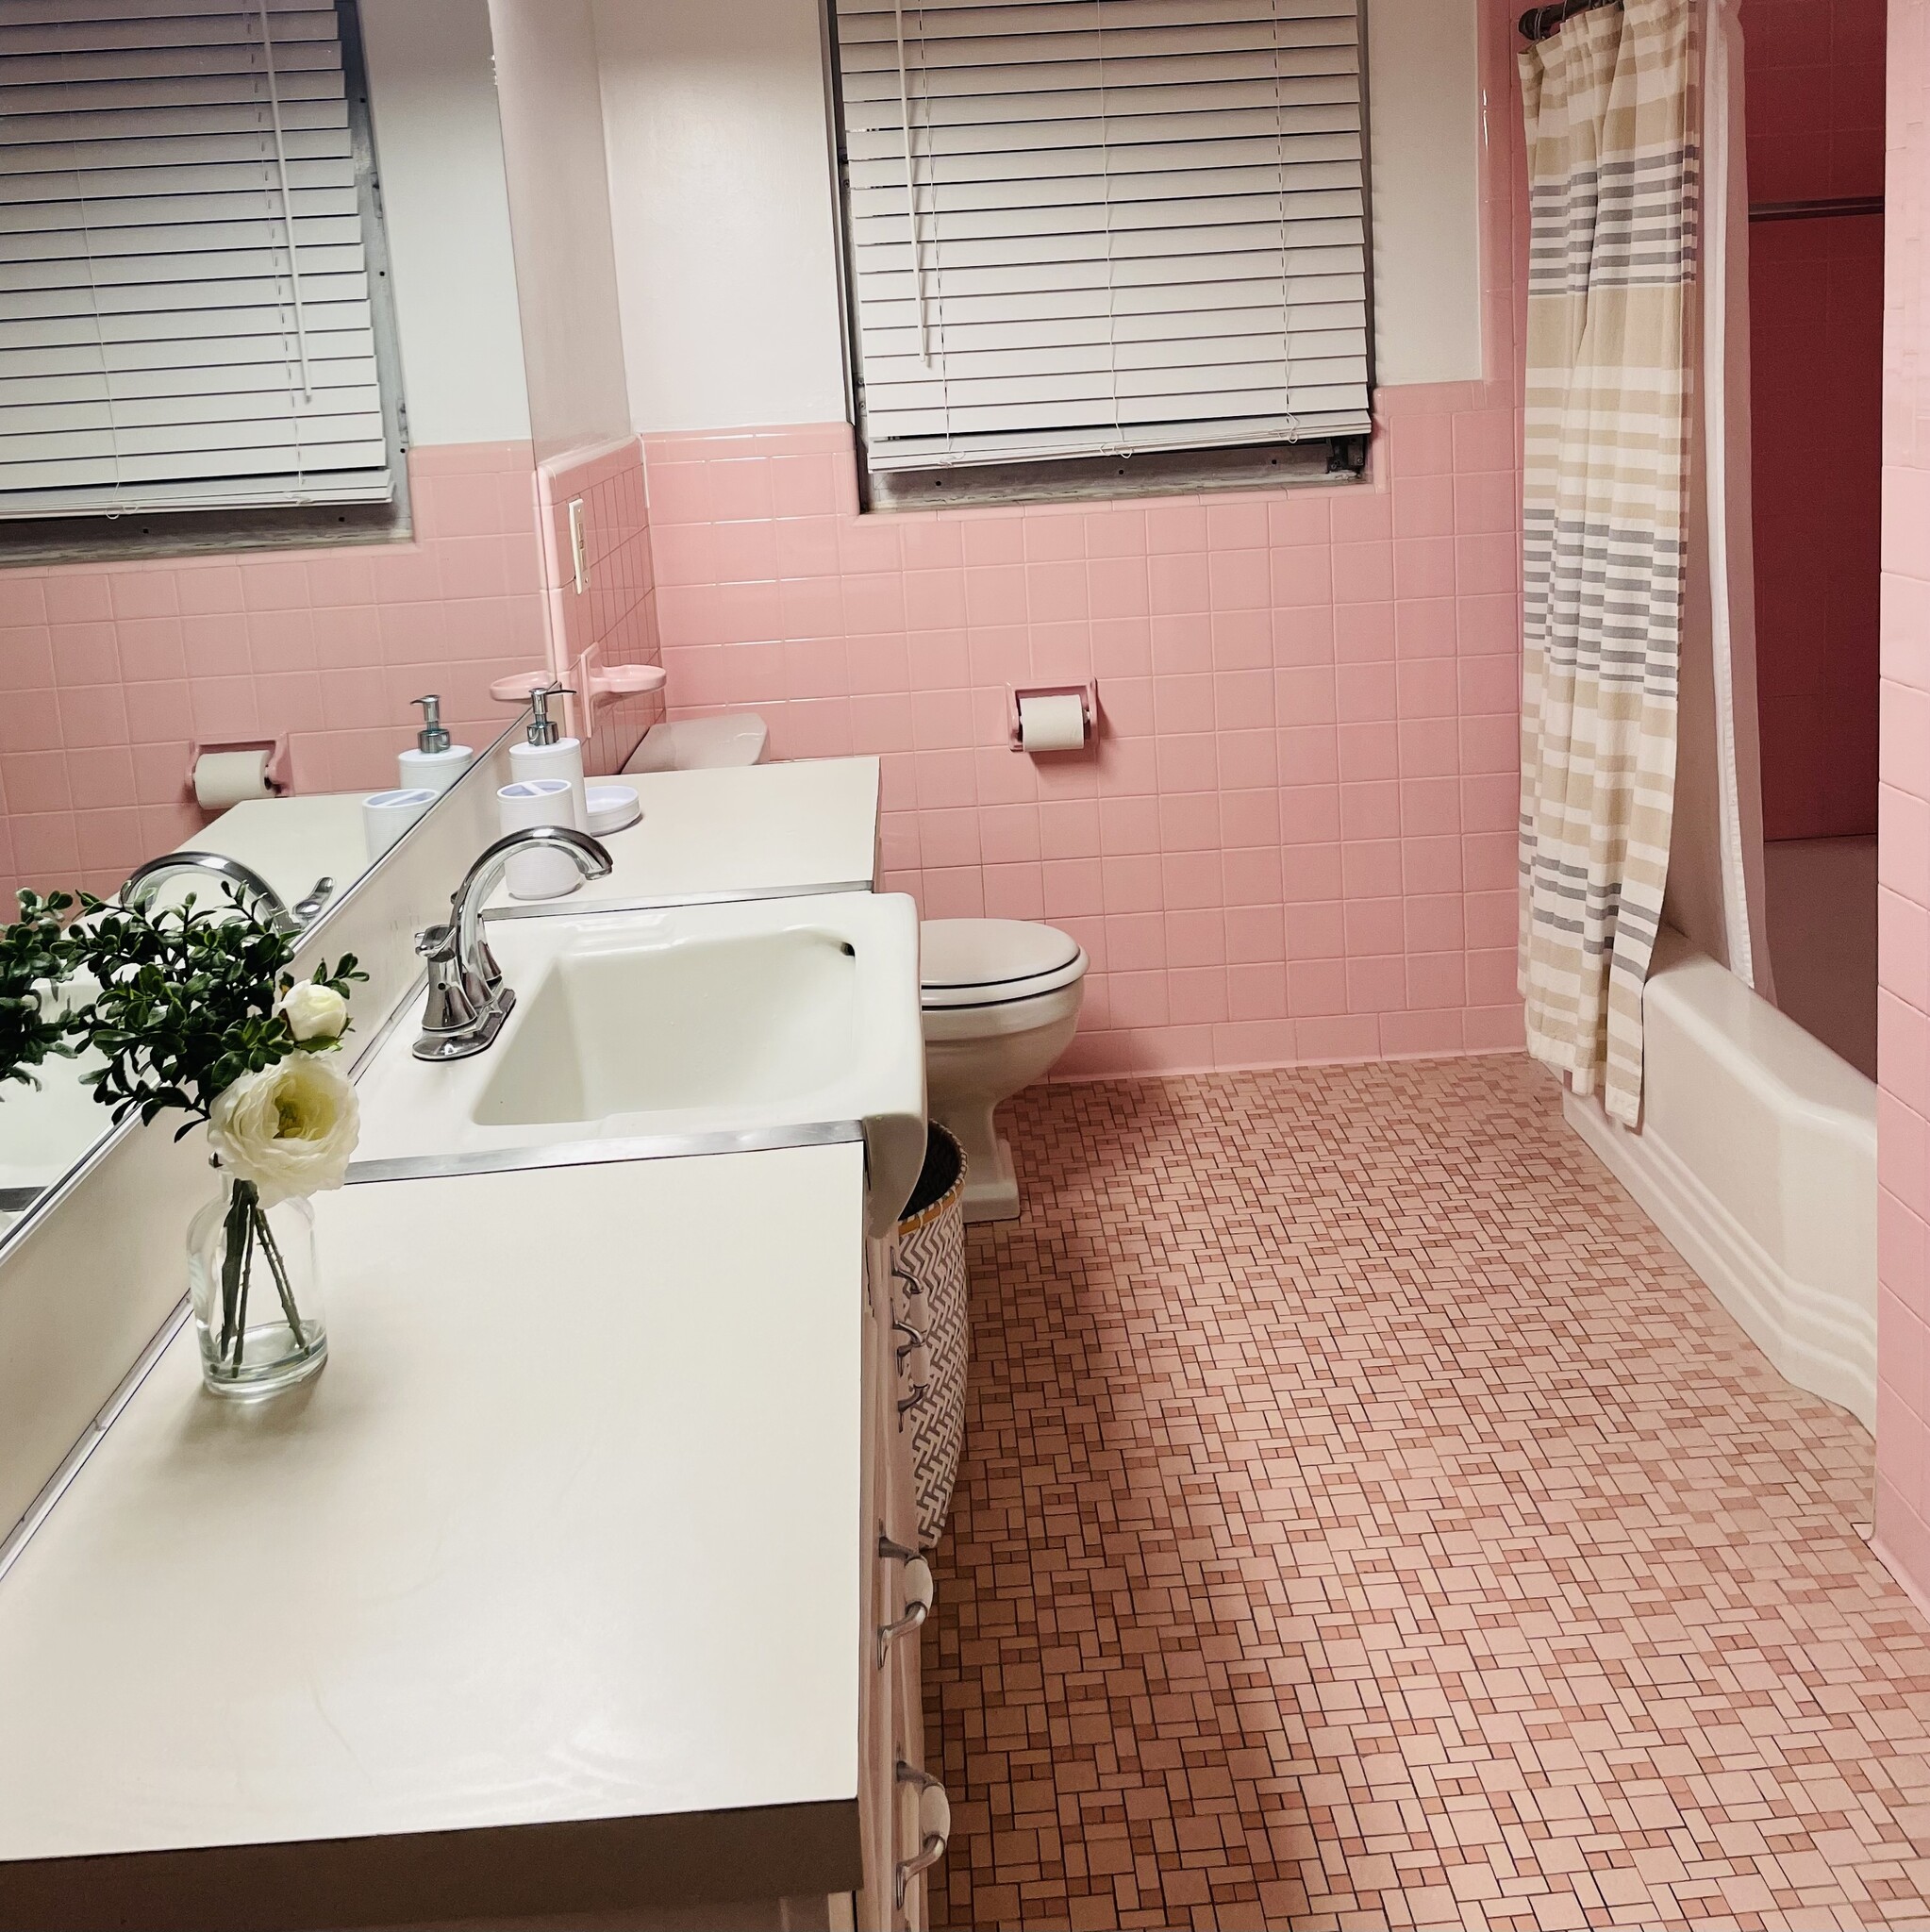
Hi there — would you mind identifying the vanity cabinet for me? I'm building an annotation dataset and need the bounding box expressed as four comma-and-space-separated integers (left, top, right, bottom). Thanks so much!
701, 1227, 943, 1932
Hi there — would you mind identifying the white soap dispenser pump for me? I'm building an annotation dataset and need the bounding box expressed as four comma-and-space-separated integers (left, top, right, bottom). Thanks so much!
397, 693, 474, 794
507, 683, 588, 830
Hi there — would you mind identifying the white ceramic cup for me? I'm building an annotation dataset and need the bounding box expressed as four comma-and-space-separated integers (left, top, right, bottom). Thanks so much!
497, 778, 581, 900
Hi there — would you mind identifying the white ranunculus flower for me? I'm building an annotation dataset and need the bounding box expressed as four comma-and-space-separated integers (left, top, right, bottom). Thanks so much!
208, 1053, 360, 1206
278, 979, 349, 1042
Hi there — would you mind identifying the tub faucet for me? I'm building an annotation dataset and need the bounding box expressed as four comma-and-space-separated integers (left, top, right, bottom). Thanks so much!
413, 825, 612, 1061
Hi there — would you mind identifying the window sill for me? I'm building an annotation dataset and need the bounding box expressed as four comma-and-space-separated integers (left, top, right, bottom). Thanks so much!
0, 497, 413, 570
860, 437, 1368, 512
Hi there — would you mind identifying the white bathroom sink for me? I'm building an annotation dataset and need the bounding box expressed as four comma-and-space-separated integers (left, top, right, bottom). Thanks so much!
350, 893, 926, 1230
474, 924, 860, 1126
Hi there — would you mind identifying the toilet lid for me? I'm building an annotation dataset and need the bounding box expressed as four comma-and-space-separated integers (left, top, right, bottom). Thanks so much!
920, 919, 1087, 1008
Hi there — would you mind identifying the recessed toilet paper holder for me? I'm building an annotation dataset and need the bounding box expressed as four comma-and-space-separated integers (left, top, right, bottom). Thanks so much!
187, 736, 290, 797
1007, 682, 1098, 751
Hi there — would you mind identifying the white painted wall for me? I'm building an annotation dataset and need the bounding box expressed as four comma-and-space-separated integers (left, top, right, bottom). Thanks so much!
486, 0, 635, 463
359, 0, 533, 446
593, 0, 851, 434
1367, 0, 1484, 388
592, 0, 1486, 436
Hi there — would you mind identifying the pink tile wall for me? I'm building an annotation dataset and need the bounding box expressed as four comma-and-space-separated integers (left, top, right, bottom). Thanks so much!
1872, 0, 1930, 1605
1748, 0, 1888, 203
646, 400, 1525, 1080
0, 440, 545, 911
1749, 0, 1887, 841
531, 436, 664, 778
638, 5, 1528, 1081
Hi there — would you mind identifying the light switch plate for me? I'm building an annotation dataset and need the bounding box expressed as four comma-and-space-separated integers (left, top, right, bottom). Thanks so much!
568, 497, 588, 594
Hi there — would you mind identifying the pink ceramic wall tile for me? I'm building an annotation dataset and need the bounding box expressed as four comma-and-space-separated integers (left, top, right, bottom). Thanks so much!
1751, 0, 1887, 841
528, 436, 665, 777
1874, 0, 1930, 1607
0, 441, 548, 909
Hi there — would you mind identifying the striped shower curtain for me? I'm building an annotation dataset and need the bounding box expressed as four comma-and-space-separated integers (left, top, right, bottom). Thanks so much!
1518, 0, 1698, 1125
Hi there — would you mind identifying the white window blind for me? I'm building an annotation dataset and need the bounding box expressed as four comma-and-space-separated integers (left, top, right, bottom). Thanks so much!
0, 0, 393, 518
833, 0, 1373, 475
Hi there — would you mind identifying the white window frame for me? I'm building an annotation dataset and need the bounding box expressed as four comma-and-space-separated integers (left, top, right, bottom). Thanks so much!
826, 0, 1375, 508
0, 0, 410, 563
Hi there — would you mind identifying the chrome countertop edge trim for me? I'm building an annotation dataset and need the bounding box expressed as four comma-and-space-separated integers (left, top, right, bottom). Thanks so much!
345, 1120, 867, 1185
484, 878, 876, 920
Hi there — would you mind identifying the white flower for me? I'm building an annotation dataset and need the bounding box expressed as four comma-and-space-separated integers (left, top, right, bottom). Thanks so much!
208, 1054, 360, 1206
278, 980, 349, 1043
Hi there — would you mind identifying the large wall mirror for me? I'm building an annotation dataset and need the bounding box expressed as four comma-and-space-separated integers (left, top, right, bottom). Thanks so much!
0, 0, 634, 1239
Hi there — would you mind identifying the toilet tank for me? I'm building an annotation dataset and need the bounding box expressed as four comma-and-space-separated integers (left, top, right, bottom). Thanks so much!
624, 714, 769, 774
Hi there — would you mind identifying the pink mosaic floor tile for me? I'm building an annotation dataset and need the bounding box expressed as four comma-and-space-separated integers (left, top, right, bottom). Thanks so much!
923, 1054, 1930, 1931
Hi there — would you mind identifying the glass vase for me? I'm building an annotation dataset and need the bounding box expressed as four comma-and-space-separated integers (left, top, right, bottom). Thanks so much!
187, 1175, 326, 1397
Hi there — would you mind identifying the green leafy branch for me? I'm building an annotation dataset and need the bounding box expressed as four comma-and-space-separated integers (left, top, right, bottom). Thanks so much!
61, 889, 365, 1135
0, 891, 86, 1091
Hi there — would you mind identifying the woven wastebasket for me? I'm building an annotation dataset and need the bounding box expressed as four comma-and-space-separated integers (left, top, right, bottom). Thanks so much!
894, 1124, 968, 1549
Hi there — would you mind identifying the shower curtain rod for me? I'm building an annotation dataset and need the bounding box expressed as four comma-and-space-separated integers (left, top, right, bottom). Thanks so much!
1513, 5, 1885, 222
1518, 0, 1618, 43
1749, 194, 1885, 223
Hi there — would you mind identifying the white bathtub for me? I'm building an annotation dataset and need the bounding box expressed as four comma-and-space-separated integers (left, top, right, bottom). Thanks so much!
1564, 927, 1877, 1428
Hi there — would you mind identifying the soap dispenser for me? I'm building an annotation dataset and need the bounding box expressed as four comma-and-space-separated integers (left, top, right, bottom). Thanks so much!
507, 684, 588, 830
397, 693, 474, 795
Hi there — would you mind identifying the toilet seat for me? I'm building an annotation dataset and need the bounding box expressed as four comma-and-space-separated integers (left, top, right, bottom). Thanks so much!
920, 919, 1087, 1009
922, 977, 1084, 1042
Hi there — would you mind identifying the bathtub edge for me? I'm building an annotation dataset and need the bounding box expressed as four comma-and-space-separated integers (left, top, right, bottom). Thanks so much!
1563, 1085, 1876, 1432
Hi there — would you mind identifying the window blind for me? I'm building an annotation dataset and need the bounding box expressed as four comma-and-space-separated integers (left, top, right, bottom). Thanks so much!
833, 0, 1373, 475
0, 0, 393, 518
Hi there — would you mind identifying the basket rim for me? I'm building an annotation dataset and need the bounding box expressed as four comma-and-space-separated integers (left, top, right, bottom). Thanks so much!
897, 1122, 967, 1236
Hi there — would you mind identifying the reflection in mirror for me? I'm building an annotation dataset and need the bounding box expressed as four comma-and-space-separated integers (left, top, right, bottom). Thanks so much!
0, 0, 565, 1236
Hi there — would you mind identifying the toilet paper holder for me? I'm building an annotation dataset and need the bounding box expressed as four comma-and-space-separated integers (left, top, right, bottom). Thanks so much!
1007, 682, 1097, 752
187, 736, 290, 797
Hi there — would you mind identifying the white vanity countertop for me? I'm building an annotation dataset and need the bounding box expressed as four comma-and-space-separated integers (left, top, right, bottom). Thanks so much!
0, 1145, 867, 1918
491, 757, 881, 916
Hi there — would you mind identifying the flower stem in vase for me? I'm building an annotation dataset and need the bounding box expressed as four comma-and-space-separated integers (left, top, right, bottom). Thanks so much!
218, 1177, 254, 1366
231, 1193, 254, 1371
251, 1202, 307, 1343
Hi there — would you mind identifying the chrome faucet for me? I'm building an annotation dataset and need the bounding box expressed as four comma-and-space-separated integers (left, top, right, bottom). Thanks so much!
412, 824, 612, 1061
119, 850, 332, 935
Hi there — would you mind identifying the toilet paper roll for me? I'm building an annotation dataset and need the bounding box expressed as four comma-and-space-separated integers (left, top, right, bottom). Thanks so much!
192, 749, 275, 809
1017, 692, 1088, 754
498, 778, 581, 900
363, 787, 438, 861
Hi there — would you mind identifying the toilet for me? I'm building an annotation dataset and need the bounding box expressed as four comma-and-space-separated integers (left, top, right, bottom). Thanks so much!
920, 919, 1087, 1224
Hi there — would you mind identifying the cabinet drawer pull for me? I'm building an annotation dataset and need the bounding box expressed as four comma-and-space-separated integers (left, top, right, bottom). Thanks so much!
895, 1765, 950, 1907
875, 1542, 934, 1665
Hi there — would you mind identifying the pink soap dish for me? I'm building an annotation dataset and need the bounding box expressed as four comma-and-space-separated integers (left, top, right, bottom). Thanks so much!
588, 663, 667, 698
490, 665, 666, 704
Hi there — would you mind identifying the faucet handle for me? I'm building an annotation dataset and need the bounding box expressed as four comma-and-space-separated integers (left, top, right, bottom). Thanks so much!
291, 875, 335, 927
414, 924, 481, 1043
